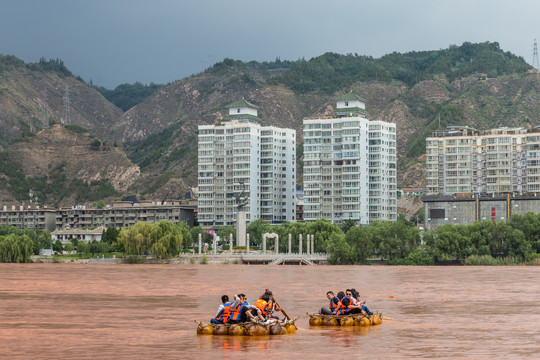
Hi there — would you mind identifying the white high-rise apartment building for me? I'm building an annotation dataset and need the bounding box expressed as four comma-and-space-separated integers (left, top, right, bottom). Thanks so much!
198, 100, 296, 228
426, 126, 540, 195
303, 93, 397, 224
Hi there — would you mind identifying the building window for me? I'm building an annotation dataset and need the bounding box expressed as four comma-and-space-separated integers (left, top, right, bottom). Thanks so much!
429, 208, 445, 219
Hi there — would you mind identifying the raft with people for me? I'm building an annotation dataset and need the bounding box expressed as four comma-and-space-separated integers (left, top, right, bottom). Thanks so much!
307, 312, 383, 327
195, 318, 298, 336
196, 289, 299, 336
309, 288, 384, 327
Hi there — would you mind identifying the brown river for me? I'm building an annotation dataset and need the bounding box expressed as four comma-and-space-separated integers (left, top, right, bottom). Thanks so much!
0, 264, 539, 359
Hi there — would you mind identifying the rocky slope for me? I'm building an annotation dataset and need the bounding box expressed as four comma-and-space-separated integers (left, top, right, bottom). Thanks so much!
0, 55, 123, 145
2, 125, 140, 206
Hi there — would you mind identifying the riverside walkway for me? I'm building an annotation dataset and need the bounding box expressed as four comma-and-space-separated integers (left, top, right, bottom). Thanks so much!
178, 251, 329, 265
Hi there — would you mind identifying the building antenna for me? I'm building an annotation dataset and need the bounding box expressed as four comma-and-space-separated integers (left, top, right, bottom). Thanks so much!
63, 85, 70, 124
533, 39, 540, 70
41, 87, 49, 128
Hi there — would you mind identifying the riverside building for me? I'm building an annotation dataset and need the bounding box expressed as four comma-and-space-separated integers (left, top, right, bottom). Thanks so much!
303, 93, 397, 224
197, 100, 296, 228
426, 126, 540, 195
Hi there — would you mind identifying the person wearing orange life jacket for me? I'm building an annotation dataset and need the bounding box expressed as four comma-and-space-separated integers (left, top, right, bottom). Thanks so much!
228, 294, 263, 324
253, 293, 271, 320
261, 289, 281, 320
333, 291, 351, 315
211, 294, 230, 324
344, 289, 363, 314
320, 290, 340, 315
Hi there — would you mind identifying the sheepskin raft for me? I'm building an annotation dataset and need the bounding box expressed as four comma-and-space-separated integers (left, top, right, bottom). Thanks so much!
307, 312, 383, 327
195, 318, 298, 336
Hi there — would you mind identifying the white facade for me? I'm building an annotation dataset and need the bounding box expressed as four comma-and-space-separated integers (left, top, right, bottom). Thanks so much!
303, 94, 397, 224
198, 101, 296, 228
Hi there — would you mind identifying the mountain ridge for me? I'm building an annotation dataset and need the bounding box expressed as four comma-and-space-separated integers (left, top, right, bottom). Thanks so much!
1, 42, 539, 211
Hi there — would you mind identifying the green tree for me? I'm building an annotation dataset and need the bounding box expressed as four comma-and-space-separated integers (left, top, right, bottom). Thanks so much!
341, 219, 357, 234
216, 225, 236, 247
247, 218, 272, 247
118, 221, 155, 256
0, 234, 34, 263
190, 226, 212, 246
305, 218, 343, 253
64, 242, 74, 253
52, 239, 63, 253
176, 221, 193, 251
96, 200, 106, 209
77, 241, 89, 257
326, 232, 354, 264
508, 212, 540, 254
102, 227, 119, 244
345, 226, 373, 263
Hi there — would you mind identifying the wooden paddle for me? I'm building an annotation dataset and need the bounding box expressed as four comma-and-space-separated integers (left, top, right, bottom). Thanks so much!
270, 295, 291, 321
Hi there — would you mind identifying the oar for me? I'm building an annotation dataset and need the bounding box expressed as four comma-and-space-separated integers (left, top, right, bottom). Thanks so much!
270, 295, 291, 321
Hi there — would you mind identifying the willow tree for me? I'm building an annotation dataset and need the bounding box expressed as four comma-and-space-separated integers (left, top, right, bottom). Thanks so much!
118, 222, 155, 256
0, 234, 34, 263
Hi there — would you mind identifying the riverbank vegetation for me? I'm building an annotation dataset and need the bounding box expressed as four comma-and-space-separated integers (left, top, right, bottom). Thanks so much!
243, 213, 540, 265
2, 211, 540, 265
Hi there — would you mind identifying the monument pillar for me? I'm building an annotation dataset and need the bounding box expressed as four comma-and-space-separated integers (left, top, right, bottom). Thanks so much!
307, 235, 311, 254
288, 233, 292, 254
198, 233, 202, 255
236, 211, 246, 247
311, 236, 315, 254
263, 234, 267, 254
299, 234, 303, 254
213, 236, 217, 255
229, 233, 233, 252
275, 235, 279, 255
246, 233, 250, 253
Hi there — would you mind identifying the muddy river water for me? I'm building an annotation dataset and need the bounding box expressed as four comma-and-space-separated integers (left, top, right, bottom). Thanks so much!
0, 264, 538, 359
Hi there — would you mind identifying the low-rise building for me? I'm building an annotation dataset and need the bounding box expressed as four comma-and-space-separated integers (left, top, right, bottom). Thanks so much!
0, 201, 195, 231
423, 194, 540, 231
0, 205, 56, 231
52, 226, 106, 245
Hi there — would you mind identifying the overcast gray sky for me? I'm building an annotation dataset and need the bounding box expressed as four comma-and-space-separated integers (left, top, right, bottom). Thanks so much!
0, 0, 537, 89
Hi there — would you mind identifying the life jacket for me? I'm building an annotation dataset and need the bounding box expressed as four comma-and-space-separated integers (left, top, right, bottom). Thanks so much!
335, 298, 349, 315
217, 302, 232, 322
229, 301, 247, 322
254, 299, 268, 316
329, 296, 340, 312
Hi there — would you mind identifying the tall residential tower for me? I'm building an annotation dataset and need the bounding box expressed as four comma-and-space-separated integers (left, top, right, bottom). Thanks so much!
303, 93, 397, 224
197, 100, 296, 229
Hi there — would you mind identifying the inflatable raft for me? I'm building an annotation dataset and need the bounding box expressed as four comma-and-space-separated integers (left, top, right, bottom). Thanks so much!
195, 318, 298, 336
307, 312, 383, 327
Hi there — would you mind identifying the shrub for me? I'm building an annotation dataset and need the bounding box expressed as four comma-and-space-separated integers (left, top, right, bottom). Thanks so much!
125, 255, 143, 264
200, 255, 208, 264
